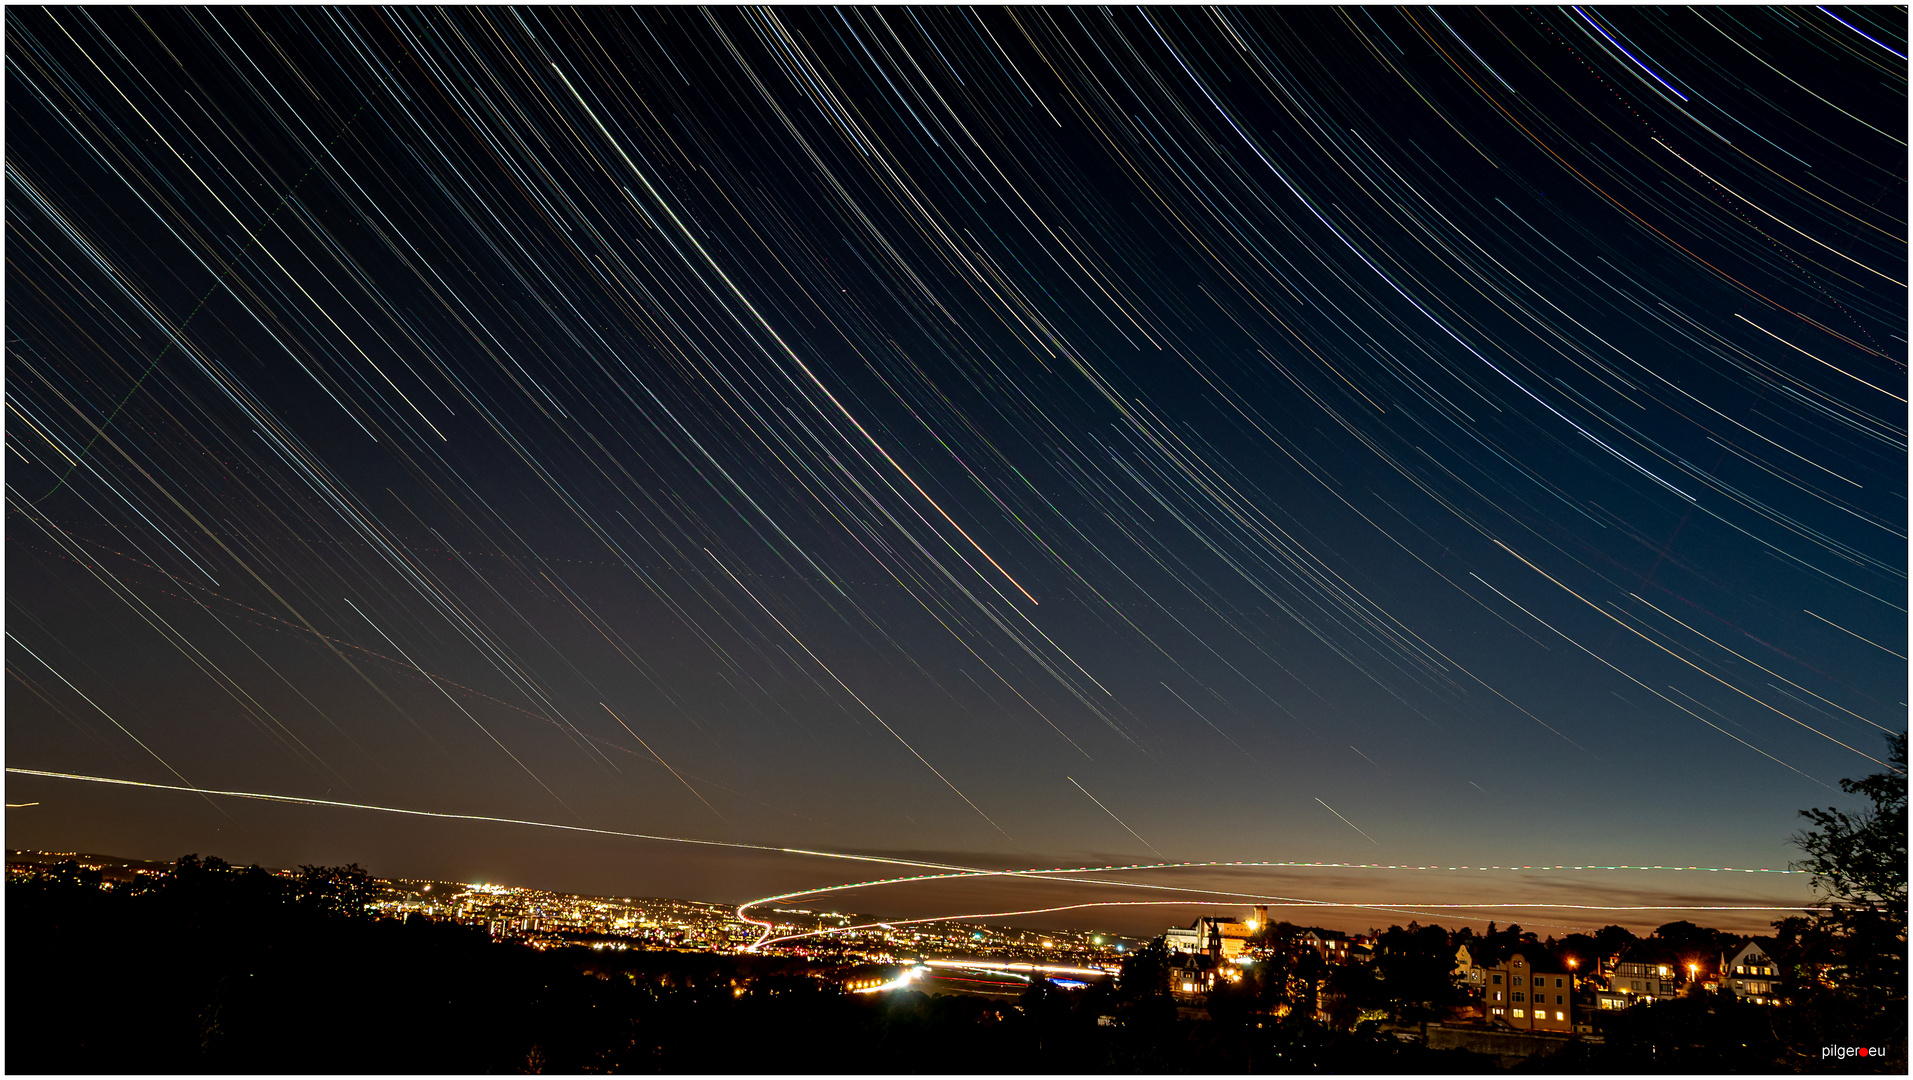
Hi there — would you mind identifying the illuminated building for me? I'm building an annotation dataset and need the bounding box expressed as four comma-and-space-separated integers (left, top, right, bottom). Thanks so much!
1483, 953, 1572, 1032
368, 879, 759, 951
1297, 928, 1355, 964
1590, 988, 1632, 1012
1608, 950, 1683, 1001
1167, 934, 1222, 996
1454, 943, 1484, 989
1164, 914, 1256, 997
1163, 913, 1254, 959
1719, 940, 1779, 1005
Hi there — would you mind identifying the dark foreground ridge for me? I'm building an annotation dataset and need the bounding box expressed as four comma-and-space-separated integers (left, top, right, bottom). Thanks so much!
6, 855, 1473, 1074
6, 848, 1904, 1072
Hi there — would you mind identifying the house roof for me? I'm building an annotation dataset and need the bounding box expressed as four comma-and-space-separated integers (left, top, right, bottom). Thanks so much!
1726, 938, 1776, 964
1613, 942, 1680, 967
1504, 950, 1565, 975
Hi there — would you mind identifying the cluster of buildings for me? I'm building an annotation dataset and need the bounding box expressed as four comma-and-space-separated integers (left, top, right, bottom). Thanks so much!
1162, 907, 1789, 1031
364, 881, 1137, 968
1163, 906, 1378, 996
8, 850, 173, 883
15, 849, 1791, 1020
1459, 950, 1575, 1031
1462, 938, 1782, 1031
9, 850, 1137, 984
752, 904, 1135, 967
368, 879, 759, 952
1588, 941, 1783, 1009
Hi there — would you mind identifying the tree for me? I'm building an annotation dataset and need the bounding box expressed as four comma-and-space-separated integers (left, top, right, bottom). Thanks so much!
1647, 920, 1737, 977
296, 863, 374, 918
1794, 732, 1907, 918
1242, 922, 1314, 1019
1777, 731, 1906, 1067
1371, 923, 1466, 1031
1114, 936, 1169, 1001
1590, 924, 1639, 963
1550, 932, 1601, 974
1321, 960, 1382, 1030
38, 858, 105, 890
1471, 920, 1531, 968
1579, 988, 1788, 1071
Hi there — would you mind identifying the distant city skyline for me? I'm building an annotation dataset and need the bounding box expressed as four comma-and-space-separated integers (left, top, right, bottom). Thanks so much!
5, 845, 1792, 959
7, 8, 1902, 939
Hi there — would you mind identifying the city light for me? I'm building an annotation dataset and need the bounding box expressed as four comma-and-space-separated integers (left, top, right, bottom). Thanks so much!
6, 4, 1897, 1071
922, 958, 1107, 978
850, 965, 928, 994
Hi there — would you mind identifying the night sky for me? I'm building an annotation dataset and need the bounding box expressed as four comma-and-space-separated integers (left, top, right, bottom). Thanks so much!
7, 7, 1905, 939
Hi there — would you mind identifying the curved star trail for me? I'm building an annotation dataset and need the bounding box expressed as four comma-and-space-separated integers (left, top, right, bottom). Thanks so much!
6, 8, 1901, 931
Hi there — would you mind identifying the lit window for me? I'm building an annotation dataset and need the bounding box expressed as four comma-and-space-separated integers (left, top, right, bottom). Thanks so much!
1555, 1011, 1565, 1021
1512, 1009, 1525, 1019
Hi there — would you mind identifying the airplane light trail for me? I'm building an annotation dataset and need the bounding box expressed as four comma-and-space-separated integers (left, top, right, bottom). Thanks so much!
10, 765, 1825, 950
11, 762, 1812, 947
3, 766, 1809, 875
747, 899, 1829, 950
3, 767, 970, 873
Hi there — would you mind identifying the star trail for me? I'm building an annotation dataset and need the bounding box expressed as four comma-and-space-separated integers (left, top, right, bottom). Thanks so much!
6, 7, 1903, 934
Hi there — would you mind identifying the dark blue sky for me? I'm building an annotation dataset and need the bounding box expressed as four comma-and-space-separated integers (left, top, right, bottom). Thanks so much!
7, 7, 1903, 937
